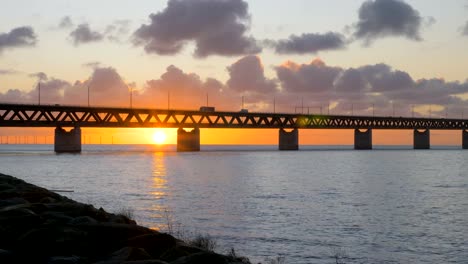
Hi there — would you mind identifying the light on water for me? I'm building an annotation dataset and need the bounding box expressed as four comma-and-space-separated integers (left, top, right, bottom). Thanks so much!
0, 144, 467, 263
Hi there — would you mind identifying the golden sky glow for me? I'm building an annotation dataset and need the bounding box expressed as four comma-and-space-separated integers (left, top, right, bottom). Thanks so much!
1, 0, 467, 146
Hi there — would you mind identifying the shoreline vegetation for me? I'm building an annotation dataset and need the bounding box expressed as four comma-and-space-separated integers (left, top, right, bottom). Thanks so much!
0, 173, 255, 264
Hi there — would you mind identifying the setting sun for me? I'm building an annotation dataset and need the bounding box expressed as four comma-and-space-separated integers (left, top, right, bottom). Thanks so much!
152, 130, 167, 144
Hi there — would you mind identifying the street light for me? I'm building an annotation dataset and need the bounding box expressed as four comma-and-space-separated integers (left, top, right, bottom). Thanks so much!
273, 96, 276, 113
38, 82, 41, 105
129, 86, 133, 108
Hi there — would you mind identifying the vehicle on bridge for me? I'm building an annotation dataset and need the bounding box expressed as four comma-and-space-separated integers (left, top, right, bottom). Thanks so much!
199, 106, 215, 112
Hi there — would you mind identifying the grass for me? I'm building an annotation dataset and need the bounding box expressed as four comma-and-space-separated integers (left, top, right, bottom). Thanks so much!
115, 206, 134, 219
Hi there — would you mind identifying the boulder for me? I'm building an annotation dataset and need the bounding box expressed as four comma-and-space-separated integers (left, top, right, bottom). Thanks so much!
127, 233, 179, 258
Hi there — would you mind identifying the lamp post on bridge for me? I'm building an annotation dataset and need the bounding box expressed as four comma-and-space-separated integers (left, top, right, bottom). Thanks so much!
38, 82, 41, 105
273, 96, 276, 113
129, 86, 133, 108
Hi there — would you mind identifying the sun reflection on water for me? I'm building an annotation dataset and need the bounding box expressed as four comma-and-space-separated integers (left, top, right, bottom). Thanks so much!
149, 152, 171, 231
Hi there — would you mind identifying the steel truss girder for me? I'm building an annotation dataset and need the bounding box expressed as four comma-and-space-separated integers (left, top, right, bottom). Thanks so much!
0, 103, 467, 129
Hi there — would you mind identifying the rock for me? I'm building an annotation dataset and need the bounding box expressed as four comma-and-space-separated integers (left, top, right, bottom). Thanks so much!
158, 243, 203, 262
69, 216, 98, 225
170, 251, 234, 264
0, 197, 29, 207
41, 211, 74, 225
0, 248, 14, 263
127, 233, 179, 258
109, 214, 136, 225
47, 255, 84, 264
40, 196, 57, 204
95, 247, 153, 263
0, 182, 14, 191
94, 260, 169, 264
0, 206, 42, 247
16, 226, 88, 257
0, 173, 253, 264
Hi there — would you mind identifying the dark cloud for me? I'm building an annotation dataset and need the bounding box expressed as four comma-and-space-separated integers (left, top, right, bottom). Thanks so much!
276, 59, 342, 94
132, 0, 261, 57
226, 55, 277, 94
29, 72, 48, 82
272, 32, 346, 54
58, 16, 73, 29
357, 64, 413, 92
0, 26, 37, 52
462, 21, 468, 36
82, 61, 101, 69
353, 0, 423, 44
0, 69, 19, 75
274, 58, 468, 116
69, 24, 104, 45
334, 68, 369, 95
105, 20, 131, 42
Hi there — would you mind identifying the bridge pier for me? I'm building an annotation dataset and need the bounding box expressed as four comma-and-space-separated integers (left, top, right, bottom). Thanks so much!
279, 128, 299, 150
414, 129, 430, 149
354, 129, 372, 150
54, 127, 81, 153
463, 130, 468, 149
177, 128, 200, 152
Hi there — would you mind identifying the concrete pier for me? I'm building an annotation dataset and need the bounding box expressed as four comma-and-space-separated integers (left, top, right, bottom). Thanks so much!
177, 128, 200, 152
463, 130, 468, 149
354, 129, 372, 150
54, 127, 81, 153
414, 129, 430, 149
279, 128, 299, 150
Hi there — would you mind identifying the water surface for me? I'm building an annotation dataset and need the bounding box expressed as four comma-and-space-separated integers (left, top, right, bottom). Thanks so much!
0, 144, 467, 263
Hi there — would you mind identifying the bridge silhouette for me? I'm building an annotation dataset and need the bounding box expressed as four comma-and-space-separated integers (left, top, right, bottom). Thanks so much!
1, 103, 467, 152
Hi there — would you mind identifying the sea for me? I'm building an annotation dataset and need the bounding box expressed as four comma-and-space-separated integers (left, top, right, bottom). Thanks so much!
0, 144, 467, 264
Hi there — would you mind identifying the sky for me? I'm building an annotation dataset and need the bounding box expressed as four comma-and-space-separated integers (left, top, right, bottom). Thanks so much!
1, 0, 468, 145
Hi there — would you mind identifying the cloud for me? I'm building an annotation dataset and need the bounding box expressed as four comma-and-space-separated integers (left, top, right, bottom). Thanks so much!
274, 58, 468, 116
226, 55, 277, 94
0, 26, 37, 52
276, 59, 342, 95
82, 61, 101, 69
69, 24, 104, 45
29, 72, 48, 82
132, 0, 261, 57
58, 16, 73, 29
2, 59, 468, 117
462, 21, 468, 36
142, 65, 227, 108
1, 67, 133, 106
271, 32, 346, 54
105, 20, 131, 42
353, 0, 423, 44
0, 69, 19, 75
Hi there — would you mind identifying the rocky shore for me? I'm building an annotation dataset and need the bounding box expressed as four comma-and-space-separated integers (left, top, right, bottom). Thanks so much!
0, 173, 251, 264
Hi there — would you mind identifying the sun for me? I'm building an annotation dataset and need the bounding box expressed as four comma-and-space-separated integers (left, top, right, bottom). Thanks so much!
152, 130, 167, 144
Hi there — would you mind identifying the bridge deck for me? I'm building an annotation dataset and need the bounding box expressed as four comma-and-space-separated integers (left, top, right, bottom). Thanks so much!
1, 103, 467, 130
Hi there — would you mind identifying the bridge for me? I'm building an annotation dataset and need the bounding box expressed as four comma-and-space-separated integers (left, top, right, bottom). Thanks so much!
1, 103, 468, 152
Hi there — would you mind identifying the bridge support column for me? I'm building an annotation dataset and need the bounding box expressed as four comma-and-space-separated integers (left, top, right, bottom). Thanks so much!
414, 129, 430, 149
177, 128, 200, 152
279, 128, 299, 150
463, 130, 468, 149
354, 129, 372, 150
54, 127, 81, 153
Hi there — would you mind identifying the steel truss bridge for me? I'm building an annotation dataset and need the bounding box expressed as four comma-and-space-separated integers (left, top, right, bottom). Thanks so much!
1, 103, 467, 129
